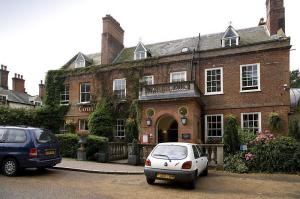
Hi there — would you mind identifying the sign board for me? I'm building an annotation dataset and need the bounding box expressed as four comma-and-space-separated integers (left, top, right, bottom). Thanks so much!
142, 134, 149, 143
78, 106, 94, 113
240, 145, 248, 151
182, 133, 191, 139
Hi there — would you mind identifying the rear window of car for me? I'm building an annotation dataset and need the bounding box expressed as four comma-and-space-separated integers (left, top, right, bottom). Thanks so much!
0, 129, 6, 141
6, 129, 27, 143
151, 145, 187, 160
33, 129, 57, 143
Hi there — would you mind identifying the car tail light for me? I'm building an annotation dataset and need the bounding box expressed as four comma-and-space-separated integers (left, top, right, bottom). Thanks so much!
145, 159, 151, 166
29, 148, 38, 158
182, 161, 192, 169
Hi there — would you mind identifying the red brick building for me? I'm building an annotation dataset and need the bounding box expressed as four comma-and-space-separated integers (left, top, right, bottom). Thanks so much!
58, 0, 291, 144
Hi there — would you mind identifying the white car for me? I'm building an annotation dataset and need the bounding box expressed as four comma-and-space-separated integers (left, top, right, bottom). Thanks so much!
144, 142, 208, 189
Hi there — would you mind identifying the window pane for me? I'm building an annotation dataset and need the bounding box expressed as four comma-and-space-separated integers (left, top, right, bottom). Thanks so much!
6, 129, 26, 143
206, 69, 222, 93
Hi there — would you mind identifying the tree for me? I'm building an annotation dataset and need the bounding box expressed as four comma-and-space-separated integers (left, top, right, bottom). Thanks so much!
88, 98, 113, 140
290, 70, 300, 88
223, 115, 240, 154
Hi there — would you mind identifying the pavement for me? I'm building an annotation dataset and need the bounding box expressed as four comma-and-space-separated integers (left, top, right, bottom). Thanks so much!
54, 158, 144, 175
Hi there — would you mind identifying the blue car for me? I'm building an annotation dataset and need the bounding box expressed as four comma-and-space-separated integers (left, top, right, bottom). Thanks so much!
0, 126, 61, 176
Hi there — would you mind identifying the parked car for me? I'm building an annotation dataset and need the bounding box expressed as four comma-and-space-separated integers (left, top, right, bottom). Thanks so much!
144, 142, 208, 189
0, 126, 61, 176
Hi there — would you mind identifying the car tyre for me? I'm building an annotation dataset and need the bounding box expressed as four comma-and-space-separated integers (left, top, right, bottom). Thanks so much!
146, 177, 155, 185
2, 158, 19, 176
188, 171, 197, 189
202, 166, 208, 176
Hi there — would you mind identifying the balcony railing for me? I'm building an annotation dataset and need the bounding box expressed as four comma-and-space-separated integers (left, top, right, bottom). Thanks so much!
139, 81, 201, 101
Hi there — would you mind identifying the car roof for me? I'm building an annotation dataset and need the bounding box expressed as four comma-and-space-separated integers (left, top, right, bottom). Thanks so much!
156, 142, 197, 146
0, 126, 39, 130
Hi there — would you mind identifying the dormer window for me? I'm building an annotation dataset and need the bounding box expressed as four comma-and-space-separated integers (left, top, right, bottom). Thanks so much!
221, 25, 239, 47
0, 95, 7, 104
134, 42, 147, 60
75, 53, 86, 68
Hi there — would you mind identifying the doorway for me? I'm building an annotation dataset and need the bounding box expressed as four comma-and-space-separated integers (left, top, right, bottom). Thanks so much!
157, 115, 178, 143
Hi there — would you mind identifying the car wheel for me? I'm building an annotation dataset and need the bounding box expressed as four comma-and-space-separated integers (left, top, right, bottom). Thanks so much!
202, 165, 208, 176
188, 171, 197, 189
146, 177, 155, 185
2, 158, 19, 176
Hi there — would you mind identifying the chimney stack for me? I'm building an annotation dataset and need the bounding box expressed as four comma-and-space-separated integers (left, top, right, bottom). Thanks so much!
266, 0, 285, 35
12, 73, 25, 93
0, 64, 9, 89
101, 14, 124, 65
39, 80, 45, 100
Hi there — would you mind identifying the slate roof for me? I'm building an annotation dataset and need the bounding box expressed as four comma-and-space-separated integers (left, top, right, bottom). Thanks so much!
114, 25, 278, 63
0, 87, 36, 105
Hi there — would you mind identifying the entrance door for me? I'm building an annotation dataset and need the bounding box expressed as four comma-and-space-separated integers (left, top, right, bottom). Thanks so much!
157, 115, 178, 143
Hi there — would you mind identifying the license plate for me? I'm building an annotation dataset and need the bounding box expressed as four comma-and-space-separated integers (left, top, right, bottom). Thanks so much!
45, 149, 56, 155
156, 173, 175, 180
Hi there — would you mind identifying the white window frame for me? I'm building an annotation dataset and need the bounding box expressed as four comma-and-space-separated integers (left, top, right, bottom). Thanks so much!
60, 84, 70, 105
241, 112, 262, 133
113, 78, 126, 99
240, 63, 261, 93
205, 67, 224, 95
205, 114, 224, 140
134, 51, 147, 60
79, 119, 88, 131
116, 119, 125, 138
222, 37, 239, 47
170, 71, 187, 83
142, 75, 154, 85
80, 83, 90, 104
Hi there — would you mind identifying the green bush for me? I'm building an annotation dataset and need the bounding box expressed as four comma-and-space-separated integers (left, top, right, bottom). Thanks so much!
268, 112, 282, 131
248, 136, 299, 172
86, 135, 109, 160
56, 134, 108, 160
289, 119, 300, 142
88, 98, 114, 140
238, 129, 256, 145
56, 134, 79, 158
223, 115, 240, 154
224, 152, 248, 173
125, 118, 138, 143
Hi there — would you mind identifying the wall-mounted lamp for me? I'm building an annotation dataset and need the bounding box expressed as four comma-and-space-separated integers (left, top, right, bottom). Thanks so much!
146, 117, 152, 126
283, 84, 289, 91
181, 116, 187, 125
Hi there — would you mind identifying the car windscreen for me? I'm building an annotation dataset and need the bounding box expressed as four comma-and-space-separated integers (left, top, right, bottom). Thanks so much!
151, 145, 187, 160
33, 129, 57, 143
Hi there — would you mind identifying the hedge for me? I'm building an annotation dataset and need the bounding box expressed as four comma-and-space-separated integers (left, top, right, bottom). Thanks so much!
55, 134, 108, 160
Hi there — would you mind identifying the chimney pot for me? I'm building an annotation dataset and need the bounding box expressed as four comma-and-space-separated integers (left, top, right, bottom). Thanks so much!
1, 65, 3, 70
18, 74, 20, 79
21, 75, 23, 79
15, 73, 17, 78
40, 80, 43, 84
4, 66, 7, 71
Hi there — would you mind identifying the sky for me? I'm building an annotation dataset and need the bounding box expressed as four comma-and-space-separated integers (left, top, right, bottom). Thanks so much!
0, 0, 299, 95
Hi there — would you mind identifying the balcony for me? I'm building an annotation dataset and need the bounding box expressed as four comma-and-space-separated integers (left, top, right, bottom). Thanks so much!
139, 81, 201, 101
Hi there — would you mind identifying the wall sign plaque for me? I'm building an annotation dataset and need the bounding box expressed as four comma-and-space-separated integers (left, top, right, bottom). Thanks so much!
78, 106, 94, 112
182, 133, 191, 139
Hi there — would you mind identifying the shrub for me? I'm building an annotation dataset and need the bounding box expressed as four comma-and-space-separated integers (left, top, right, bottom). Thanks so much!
268, 112, 282, 132
223, 115, 240, 154
55, 134, 108, 160
88, 98, 114, 140
238, 129, 256, 145
224, 152, 248, 173
125, 117, 139, 143
86, 135, 109, 160
248, 135, 299, 172
56, 133, 79, 158
289, 119, 300, 142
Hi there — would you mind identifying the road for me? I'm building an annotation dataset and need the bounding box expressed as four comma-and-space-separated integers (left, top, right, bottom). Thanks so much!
0, 169, 300, 199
